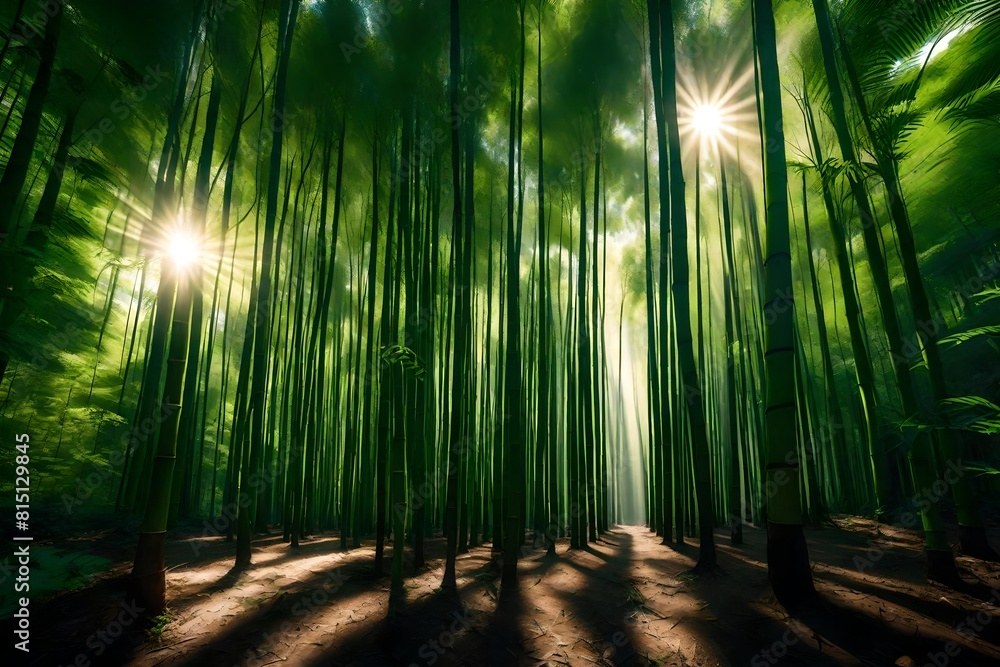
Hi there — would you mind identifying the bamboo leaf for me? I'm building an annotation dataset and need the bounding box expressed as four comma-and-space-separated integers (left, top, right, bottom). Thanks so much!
939, 325, 1000, 347
939, 396, 1000, 435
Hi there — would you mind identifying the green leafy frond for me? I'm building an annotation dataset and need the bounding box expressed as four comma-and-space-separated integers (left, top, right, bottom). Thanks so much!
965, 462, 1000, 477
972, 287, 1000, 304
939, 325, 1000, 347
379, 344, 426, 379
939, 395, 1000, 435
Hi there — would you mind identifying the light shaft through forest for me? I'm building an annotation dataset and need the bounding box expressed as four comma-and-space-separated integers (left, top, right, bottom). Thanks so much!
1, 1, 999, 664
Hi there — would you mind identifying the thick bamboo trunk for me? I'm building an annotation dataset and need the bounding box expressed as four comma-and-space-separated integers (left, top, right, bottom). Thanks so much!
755, 0, 815, 606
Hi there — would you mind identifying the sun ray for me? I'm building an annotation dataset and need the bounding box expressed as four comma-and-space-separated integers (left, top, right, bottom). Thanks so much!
676, 56, 760, 172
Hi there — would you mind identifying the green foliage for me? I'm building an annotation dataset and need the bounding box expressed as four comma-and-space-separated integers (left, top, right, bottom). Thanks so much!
939, 325, 1000, 348
145, 613, 172, 642
940, 396, 1000, 435
973, 288, 1000, 305
0, 0, 997, 597
965, 463, 1000, 477
379, 344, 426, 380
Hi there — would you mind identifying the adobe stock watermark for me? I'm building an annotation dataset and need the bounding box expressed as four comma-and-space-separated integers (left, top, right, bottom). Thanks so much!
916, 586, 1000, 667
405, 75, 502, 199
22, 307, 100, 374
71, 67, 170, 157
62, 400, 178, 514
234, 568, 351, 667
340, 0, 404, 63
54, 599, 144, 667
7, 0, 63, 50
192, 443, 302, 556
390, 433, 479, 528
853, 459, 965, 572
891, 250, 1000, 370
407, 610, 472, 666
62, 0, 258, 173
750, 623, 809, 666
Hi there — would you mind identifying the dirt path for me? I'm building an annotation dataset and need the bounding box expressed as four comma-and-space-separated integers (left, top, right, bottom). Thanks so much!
15, 520, 1000, 666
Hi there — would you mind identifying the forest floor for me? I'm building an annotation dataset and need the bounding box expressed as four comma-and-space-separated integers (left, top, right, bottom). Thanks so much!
11, 516, 1000, 667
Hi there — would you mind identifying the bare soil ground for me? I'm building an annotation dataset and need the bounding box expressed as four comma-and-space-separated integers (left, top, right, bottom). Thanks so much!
11, 517, 1000, 667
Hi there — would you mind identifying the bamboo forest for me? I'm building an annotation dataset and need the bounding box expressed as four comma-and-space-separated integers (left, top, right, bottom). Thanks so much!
2, 0, 1000, 664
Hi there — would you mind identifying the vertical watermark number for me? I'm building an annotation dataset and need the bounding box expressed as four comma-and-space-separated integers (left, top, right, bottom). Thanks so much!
13, 432, 31, 653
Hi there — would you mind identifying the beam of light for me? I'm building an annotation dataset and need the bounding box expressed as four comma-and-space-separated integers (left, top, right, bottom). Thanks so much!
917, 25, 971, 65
677, 60, 760, 171
890, 24, 972, 78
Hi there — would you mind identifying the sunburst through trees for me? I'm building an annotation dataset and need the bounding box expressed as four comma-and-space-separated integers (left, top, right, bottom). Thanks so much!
2, 0, 1000, 664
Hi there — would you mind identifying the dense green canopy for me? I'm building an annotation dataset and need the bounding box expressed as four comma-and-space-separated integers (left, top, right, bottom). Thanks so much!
1, 0, 998, 627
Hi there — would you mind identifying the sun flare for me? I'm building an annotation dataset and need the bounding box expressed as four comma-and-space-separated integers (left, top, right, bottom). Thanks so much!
677, 62, 759, 164
168, 231, 201, 268
691, 104, 723, 139
156, 220, 206, 276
